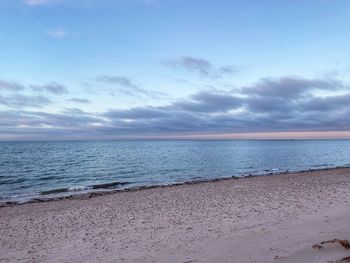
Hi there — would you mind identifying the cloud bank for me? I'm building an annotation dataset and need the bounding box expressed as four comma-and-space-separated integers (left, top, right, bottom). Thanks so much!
1, 75, 350, 140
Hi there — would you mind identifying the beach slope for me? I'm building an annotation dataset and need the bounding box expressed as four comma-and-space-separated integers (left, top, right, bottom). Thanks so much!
1, 168, 350, 262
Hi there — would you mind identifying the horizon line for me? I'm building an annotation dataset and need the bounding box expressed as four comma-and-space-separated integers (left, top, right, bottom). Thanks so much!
2, 131, 350, 142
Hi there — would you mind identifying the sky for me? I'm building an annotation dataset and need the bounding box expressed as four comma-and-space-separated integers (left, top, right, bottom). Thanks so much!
1, 0, 350, 140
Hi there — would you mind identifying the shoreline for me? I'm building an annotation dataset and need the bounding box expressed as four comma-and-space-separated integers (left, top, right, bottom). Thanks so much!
1, 165, 350, 207
1, 167, 350, 262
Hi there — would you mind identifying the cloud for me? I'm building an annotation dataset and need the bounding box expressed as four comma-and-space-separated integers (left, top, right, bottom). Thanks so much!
163, 56, 241, 79
2, 75, 350, 140
241, 77, 347, 116
68, 98, 91, 104
299, 94, 350, 112
241, 76, 345, 99
1, 79, 68, 96
30, 82, 68, 95
0, 94, 51, 108
169, 91, 242, 113
46, 28, 67, 38
165, 57, 211, 76
97, 75, 148, 96
0, 108, 108, 140
0, 80, 25, 92
0, 109, 99, 128
102, 76, 350, 135
105, 107, 168, 120
93, 75, 168, 99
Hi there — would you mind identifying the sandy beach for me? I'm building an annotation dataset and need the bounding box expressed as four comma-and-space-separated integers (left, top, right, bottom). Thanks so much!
1, 168, 350, 263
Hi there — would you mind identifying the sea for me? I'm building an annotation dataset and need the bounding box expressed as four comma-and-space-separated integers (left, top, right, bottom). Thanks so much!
1, 140, 350, 203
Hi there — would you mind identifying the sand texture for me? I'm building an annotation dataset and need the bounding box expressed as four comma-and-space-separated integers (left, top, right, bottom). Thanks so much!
1, 168, 350, 263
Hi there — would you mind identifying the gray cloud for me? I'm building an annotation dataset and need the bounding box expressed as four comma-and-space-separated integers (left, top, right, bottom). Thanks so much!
241, 77, 348, 118
68, 98, 91, 104
102, 76, 350, 135
0, 94, 52, 108
169, 91, 242, 113
163, 56, 240, 79
97, 75, 148, 96
0, 80, 25, 92
105, 91, 242, 121
93, 75, 168, 99
0, 109, 102, 129
241, 76, 345, 99
30, 82, 68, 95
299, 94, 350, 112
105, 107, 169, 120
2, 75, 350, 140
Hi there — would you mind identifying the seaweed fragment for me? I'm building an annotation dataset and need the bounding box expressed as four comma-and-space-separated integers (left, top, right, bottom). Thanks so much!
313, 239, 350, 250
329, 256, 350, 263
320, 239, 350, 249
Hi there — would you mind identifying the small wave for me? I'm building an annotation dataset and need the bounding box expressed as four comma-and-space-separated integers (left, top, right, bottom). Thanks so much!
40, 181, 130, 195
4, 178, 27, 185
39, 175, 61, 181
40, 188, 68, 195
262, 168, 280, 173
68, 186, 92, 191
91, 181, 129, 189
311, 164, 328, 168
118, 170, 136, 175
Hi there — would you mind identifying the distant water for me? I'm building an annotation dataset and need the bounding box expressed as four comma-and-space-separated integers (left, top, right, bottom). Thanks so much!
1, 140, 350, 203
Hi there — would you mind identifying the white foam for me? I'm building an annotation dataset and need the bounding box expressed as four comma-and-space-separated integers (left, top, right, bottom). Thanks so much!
68, 186, 92, 192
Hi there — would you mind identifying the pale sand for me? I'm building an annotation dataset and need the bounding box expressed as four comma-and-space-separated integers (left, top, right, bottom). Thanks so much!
1, 168, 350, 263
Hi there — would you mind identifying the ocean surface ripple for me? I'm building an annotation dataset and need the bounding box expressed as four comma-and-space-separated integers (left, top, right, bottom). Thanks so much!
1, 140, 350, 202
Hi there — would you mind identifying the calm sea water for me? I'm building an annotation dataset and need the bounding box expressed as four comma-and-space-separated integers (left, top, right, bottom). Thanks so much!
1, 140, 350, 203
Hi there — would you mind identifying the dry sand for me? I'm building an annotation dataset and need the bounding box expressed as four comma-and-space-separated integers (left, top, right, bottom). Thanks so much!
1, 168, 350, 263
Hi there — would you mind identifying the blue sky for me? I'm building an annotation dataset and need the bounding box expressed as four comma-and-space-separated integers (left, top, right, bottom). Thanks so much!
1, 0, 350, 140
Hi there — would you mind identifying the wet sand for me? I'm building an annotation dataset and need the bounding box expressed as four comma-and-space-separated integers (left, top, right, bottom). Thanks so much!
1, 168, 350, 263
